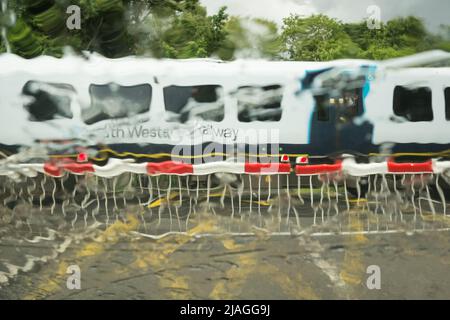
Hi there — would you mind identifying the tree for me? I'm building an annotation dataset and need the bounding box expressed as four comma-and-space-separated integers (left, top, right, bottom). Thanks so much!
343, 21, 388, 52
281, 14, 449, 61
281, 14, 362, 61
385, 16, 427, 49
159, 5, 223, 58
6, 18, 43, 58
1, 1, 449, 61
132, 4, 228, 58
343, 20, 413, 59
217, 16, 282, 60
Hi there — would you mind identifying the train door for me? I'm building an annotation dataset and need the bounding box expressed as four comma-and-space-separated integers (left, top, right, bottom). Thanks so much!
309, 84, 373, 156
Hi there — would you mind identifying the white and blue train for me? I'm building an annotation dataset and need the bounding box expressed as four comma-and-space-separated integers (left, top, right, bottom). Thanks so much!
0, 51, 449, 165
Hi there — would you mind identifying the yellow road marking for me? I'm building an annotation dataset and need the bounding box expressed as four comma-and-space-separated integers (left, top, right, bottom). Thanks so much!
147, 192, 276, 209
123, 218, 217, 299
209, 238, 318, 299
148, 192, 180, 208
339, 210, 368, 287
23, 214, 140, 300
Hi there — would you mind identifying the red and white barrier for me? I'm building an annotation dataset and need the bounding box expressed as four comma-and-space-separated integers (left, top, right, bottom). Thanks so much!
244, 162, 291, 175
1, 157, 450, 179
44, 162, 95, 177
295, 158, 450, 176
193, 162, 245, 176
295, 161, 342, 176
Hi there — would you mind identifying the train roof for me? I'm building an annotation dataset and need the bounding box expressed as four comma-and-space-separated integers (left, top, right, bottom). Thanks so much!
0, 52, 376, 77
1, 51, 450, 84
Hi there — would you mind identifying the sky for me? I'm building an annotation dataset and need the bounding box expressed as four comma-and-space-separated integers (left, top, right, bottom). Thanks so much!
201, 0, 450, 31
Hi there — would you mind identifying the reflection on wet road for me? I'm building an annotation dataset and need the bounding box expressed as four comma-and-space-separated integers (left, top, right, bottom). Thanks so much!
1, 173, 450, 299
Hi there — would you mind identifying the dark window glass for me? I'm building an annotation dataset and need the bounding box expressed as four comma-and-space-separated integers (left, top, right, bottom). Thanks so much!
393, 86, 433, 122
445, 87, 450, 121
313, 88, 363, 122
313, 94, 330, 121
22, 81, 75, 121
237, 85, 283, 122
83, 83, 152, 125
163, 85, 224, 123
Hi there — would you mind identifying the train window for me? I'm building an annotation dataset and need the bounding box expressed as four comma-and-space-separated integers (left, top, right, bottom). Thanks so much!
163, 85, 224, 123
237, 85, 283, 122
313, 88, 363, 122
393, 86, 433, 122
313, 95, 330, 121
445, 88, 450, 120
22, 81, 75, 121
83, 83, 152, 125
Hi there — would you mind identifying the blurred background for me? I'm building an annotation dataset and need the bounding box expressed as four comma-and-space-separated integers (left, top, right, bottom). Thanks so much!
1, 0, 450, 60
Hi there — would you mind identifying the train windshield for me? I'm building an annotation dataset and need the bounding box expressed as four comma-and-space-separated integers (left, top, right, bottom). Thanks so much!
83, 83, 152, 125
163, 85, 224, 123
22, 81, 75, 121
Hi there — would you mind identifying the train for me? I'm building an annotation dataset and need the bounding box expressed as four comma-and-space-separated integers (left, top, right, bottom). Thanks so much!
0, 50, 449, 167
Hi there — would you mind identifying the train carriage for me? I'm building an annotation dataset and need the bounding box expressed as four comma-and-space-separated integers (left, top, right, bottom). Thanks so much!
0, 51, 450, 181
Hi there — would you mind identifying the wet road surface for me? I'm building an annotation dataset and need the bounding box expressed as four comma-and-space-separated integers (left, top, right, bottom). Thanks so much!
1, 173, 450, 299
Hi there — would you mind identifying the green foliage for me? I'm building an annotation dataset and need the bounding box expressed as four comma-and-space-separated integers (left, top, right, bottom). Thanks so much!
1, 0, 449, 61
281, 14, 363, 61
31, 3, 65, 36
385, 16, 427, 49
6, 18, 43, 58
205, 6, 228, 55
135, 5, 228, 59
282, 14, 450, 61
218, 17, 282, 60
2, 0, 133, 58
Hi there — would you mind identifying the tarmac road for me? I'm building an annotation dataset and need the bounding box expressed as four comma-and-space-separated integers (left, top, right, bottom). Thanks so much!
1, 177, 450, 300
